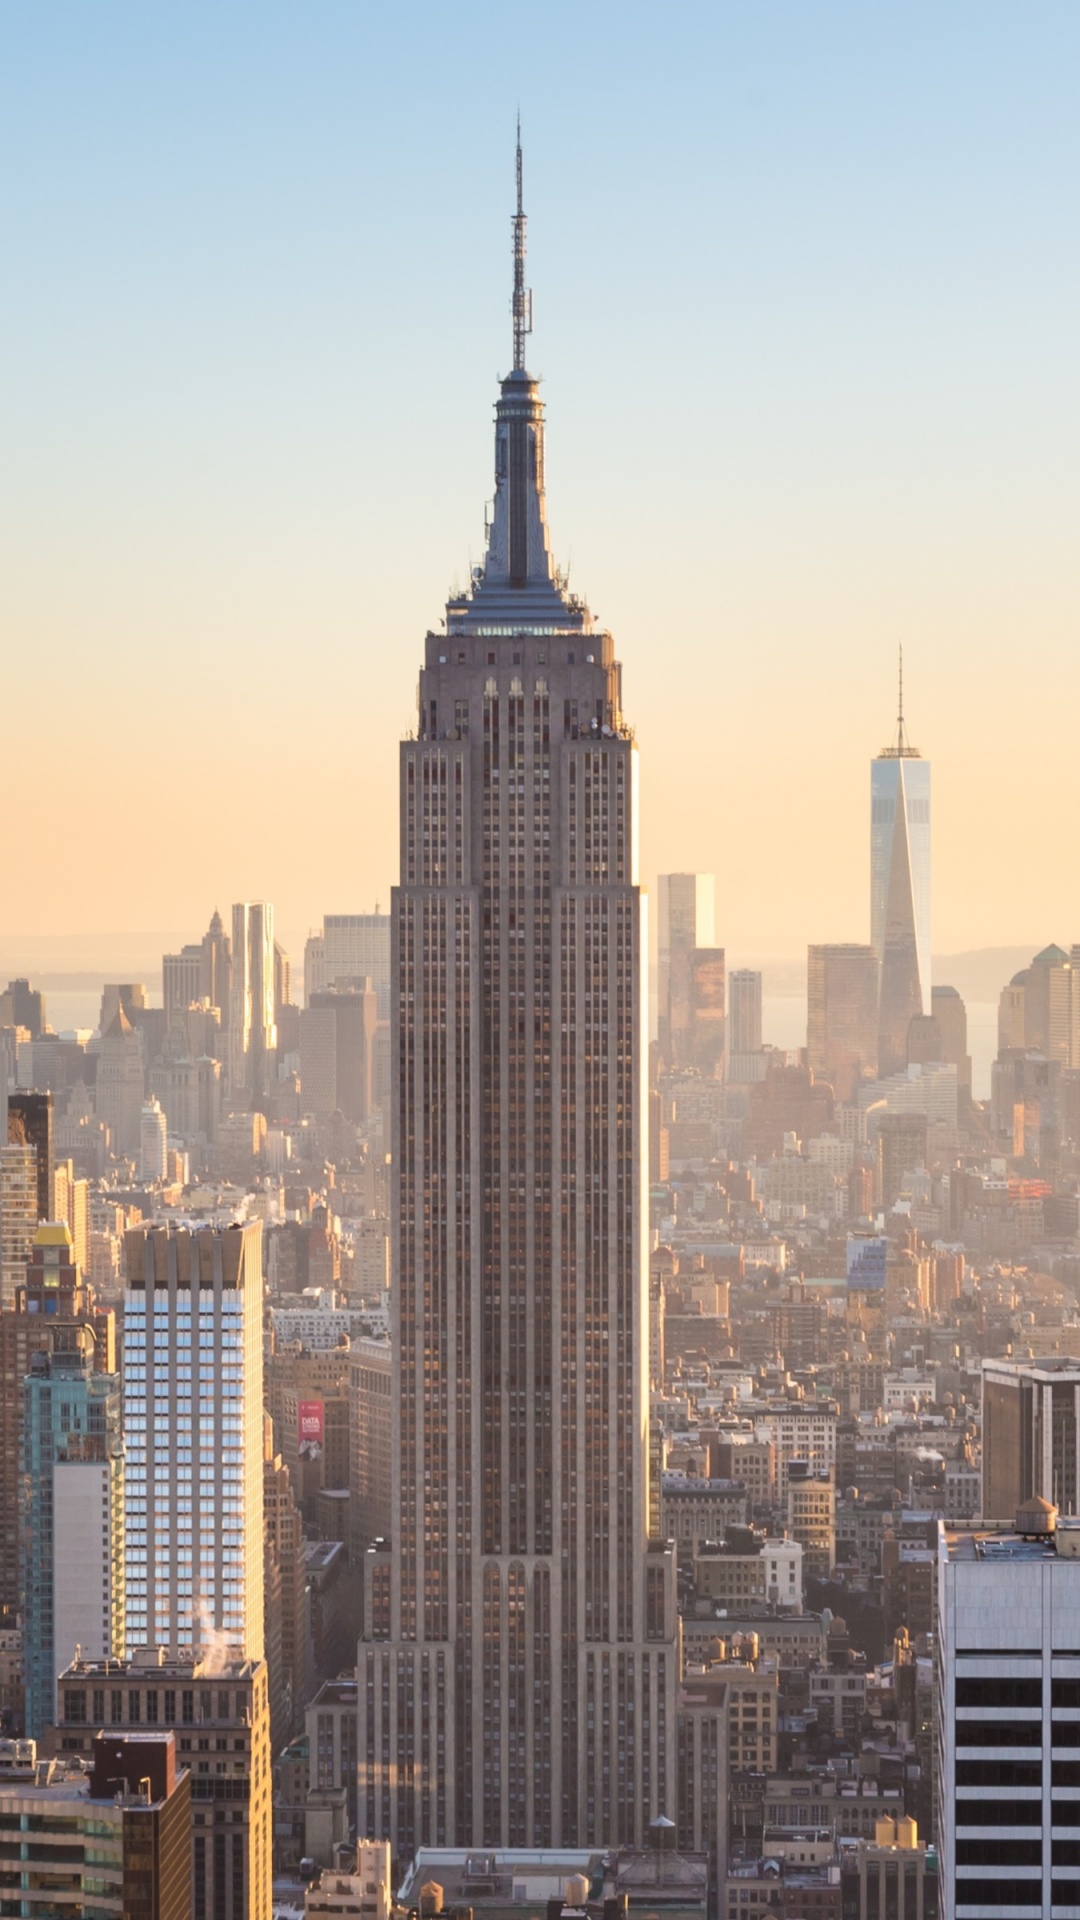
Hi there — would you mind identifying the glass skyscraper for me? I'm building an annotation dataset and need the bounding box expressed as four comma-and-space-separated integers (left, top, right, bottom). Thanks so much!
871, 674, 931, 1076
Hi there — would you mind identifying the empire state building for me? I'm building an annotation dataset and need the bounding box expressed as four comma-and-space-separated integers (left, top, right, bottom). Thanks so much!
358, 144, 679, 1854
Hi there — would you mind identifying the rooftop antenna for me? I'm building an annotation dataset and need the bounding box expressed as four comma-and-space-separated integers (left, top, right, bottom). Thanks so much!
881, 641, 919, 758
512, 115, 532, 371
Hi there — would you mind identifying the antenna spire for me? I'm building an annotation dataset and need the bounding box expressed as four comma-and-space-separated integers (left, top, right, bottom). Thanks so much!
896, 642, 906, 753
512, 116, 532, 371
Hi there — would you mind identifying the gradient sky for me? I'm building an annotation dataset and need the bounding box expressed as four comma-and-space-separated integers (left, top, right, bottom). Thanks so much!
2, 2, 1078, 960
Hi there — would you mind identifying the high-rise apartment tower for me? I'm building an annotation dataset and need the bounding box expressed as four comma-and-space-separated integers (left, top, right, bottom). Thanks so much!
358, 138, 678, 1855
871, 655, 931, 1076
122, 1223, 264, 1660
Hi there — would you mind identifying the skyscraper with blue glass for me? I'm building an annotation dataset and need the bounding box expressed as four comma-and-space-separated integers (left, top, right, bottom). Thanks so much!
22, 1333, 123, 1737
871, 661, 931, 1076
121, 1222, 263, 1660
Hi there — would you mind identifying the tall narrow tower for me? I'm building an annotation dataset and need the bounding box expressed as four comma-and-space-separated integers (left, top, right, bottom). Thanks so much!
358, 137, 678, 1856
871, 653, 931, 1076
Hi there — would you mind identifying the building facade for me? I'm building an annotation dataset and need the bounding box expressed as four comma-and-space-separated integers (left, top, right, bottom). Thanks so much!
122, 1223, 264, 1660
357, 145, 678, 1854
982, 1356, 1080, 1522
871, 676, 931, 1077
228, 903, 277, 1108
807, 944, 879, 1100
657, 874, 717, 1068
21, 1339, 124, 1737
936, 1514, 1080, 1920
52, 1651, 271, 1920
0, 1734, 191, 1920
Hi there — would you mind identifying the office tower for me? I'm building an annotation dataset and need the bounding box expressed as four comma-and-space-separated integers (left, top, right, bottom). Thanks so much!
122, 1223, 264, 1660
931, 983, 972, 1094
807, 943, 879, 1099
200, 907, 232, 1019
0, 1732, 191, 1920
21, 1338, 123, 1736
876, 1109, 928, 1209
53, 1158, 89, 1270
686, 947, 726, 1075
263, 1440, 310, 1745
728, 967, 762, 1056
358, 143, 679, 1854
871, 658, 930, 1076
95, 1005, 145, 1158
657, 873, 716, 1065
228, 903, 277, 1108
162, 944, 204, 1029
0, 979, 45, 1039
0, 1141, 38, 1309
0, 1224, 115, 1620
981, 1356, 1080, 1522
0, 1027, 17, 1102
349, 1333, 392, 1561
6, 1089, 54, 1220
54, 1653, 272, 1920
139, 1097, 168, 1182
300, 982, 379, 1122
935, 1509, 1080, 1920
306, 914, 393, 1018
1020, 942, 1080, 1066
274, 938, 291, 1017
150, 1055, 221, 1147
100, 982, 147, 1032
727, 968, 764, 1082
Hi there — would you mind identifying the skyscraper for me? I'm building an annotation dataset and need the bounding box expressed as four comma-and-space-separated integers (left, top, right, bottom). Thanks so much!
807, 943, 879, 1100
358, 139, 678, 1854
657, 874, 716, 1066
6, 1090, 54, 1221
871, 656, 931, 1076
122, 1223, 264, 1661
982, 1356, 1080, 1522
728, 968, 762, 1054
228, 903, 277, 1108
935, 1511, 1080, 1920
0, 1222, 115, 1622
21, 1334, 123, 1737
95, 1005, 145, 1159
0, 1142, 38, 1310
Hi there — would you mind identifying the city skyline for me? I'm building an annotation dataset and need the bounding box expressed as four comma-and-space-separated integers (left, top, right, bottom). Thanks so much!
3, 3, 1079, 952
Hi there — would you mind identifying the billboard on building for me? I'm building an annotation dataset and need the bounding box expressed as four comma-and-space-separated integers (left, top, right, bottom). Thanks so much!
297, 1399, 325, 1458
846, 1235, 887, 1291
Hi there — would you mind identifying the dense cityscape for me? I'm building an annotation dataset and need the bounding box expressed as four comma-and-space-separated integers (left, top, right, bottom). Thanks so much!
3, 27, 1079, 1920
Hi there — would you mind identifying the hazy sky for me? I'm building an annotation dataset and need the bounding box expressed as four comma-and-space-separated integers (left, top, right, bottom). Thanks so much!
2, 2, 1078, 958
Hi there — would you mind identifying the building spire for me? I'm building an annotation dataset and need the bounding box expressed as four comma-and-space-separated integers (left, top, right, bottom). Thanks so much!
880, 642, 919, 758
512, 116, 532, 371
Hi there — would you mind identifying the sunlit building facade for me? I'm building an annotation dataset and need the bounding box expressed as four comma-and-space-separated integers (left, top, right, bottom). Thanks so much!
358, 143, 678, 1856
228, 903, 277, 1108
871, 682, 931, 1076
122, 1223, 264, 1661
